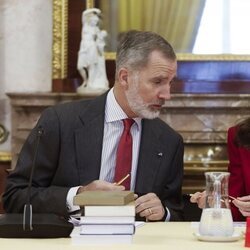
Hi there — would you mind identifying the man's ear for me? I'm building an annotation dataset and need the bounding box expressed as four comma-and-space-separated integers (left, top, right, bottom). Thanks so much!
118, 68, 129, 88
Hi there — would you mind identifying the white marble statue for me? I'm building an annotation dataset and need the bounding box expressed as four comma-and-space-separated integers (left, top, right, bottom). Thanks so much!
77, 8, 109, 94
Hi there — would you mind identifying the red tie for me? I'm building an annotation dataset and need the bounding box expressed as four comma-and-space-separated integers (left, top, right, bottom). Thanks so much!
114, 119, 134, 190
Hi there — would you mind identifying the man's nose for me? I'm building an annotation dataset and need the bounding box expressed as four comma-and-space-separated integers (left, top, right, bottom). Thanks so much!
158, 85, 171, 100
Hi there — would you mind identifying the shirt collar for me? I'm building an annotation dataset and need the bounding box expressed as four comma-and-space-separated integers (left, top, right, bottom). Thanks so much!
105, 88, 142, 126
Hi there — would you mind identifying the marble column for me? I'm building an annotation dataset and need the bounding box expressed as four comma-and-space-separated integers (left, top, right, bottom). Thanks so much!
0, 0, 53, 152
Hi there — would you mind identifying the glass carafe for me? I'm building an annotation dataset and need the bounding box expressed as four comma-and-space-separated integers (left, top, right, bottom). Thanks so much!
199, 172, 234, 237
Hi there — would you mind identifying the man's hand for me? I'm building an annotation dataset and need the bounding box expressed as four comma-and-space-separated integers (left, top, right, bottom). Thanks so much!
135, 193, 165, 221
190, 191, 206, 209
232, 195, 250, 217
77, 180, 125, 194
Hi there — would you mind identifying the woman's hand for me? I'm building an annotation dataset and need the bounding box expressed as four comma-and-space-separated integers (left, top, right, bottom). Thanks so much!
232, 195, 250, 217
190, 191, 206, 209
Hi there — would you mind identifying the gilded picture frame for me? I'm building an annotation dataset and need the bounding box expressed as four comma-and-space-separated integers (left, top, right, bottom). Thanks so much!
52, 0, 250, 79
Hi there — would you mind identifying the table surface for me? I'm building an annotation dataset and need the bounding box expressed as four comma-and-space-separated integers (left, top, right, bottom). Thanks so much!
0, 222, 246, 250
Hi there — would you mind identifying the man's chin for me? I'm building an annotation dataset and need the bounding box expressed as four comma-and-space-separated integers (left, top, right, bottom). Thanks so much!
138, 109, 160, 119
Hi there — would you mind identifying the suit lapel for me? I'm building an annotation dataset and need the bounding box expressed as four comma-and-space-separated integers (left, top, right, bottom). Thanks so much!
135, 120, 165, 194
74, 93, 107, 185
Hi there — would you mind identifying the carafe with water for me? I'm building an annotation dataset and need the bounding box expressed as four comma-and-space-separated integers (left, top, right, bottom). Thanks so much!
199, 172, 234, 237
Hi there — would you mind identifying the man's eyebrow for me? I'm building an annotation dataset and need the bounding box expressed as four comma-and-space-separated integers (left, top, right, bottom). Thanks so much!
150, 75, 165, 80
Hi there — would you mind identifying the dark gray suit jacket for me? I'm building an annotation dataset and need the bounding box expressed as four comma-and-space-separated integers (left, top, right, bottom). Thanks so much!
3, 92, 184, 221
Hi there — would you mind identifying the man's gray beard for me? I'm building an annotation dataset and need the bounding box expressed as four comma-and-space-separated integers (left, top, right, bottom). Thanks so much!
125, 74, 160, 119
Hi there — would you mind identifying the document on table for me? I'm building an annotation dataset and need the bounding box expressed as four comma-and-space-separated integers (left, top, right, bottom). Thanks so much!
69, 216, 145, 228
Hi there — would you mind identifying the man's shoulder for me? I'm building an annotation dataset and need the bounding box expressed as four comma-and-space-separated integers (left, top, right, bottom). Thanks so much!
53, 99, 91, 113
151, 117, 177, 131
38, 99, 90, 121
45, 92, 108, 117
146, 118, 183, 140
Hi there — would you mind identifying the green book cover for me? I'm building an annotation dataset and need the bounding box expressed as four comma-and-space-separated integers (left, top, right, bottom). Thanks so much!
73, 191, 134, 206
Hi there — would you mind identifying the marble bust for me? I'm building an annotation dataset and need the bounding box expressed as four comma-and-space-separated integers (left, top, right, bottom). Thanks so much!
77, 8, 109, 94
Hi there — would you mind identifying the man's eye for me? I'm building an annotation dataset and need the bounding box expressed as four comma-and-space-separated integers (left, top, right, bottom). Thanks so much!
170, 79, 176, 86
153, 80, 162, 84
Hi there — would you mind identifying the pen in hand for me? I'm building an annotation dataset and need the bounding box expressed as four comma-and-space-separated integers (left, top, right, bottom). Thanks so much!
114, 174, 130, 186
229, 195, 236, 201
189, 193, 236, 203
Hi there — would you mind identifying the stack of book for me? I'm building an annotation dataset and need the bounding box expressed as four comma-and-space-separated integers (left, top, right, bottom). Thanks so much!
71, 191, 135, 244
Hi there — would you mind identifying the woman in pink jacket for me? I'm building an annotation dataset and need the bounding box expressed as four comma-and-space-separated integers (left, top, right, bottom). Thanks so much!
190, 117, 250, 221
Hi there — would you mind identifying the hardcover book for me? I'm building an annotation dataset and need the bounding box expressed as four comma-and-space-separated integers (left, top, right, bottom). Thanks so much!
73, 190, 134, 206
70, 227, 133, 245
84, 202, 135, 217
80, 223, 135, 235
80, 216, 135, 225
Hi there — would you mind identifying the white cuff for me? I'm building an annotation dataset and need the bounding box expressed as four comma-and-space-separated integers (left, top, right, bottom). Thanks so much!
165, 207, 171, 221
66, 186, 81, 213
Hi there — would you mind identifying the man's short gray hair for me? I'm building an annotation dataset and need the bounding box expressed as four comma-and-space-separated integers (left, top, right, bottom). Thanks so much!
115, 30, 176, 79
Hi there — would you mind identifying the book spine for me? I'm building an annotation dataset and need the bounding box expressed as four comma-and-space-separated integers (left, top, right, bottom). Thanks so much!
80, 224, 135, 235
80, 216, 135, 224
84, 206, 135, 217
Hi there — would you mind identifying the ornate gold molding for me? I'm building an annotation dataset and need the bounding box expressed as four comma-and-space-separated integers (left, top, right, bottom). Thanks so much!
52, 0, 68, 79
0, 151, 11, 162
0, 124, 9, 144
177, 53, 250, 61
105, 52, 250, 61
86, 0, 94, 8
104, 52, 116, 60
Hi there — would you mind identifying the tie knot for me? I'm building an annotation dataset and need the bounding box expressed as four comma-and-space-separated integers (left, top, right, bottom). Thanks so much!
122, 119, 134, 131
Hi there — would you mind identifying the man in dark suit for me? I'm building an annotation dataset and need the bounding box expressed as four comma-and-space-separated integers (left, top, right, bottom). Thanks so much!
3, 30, 184, 221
